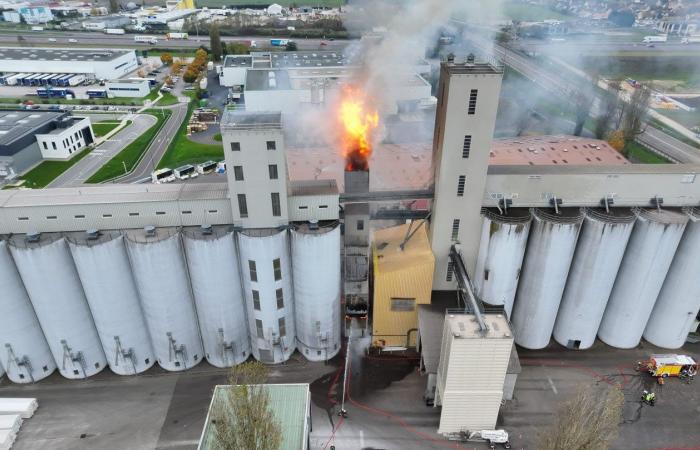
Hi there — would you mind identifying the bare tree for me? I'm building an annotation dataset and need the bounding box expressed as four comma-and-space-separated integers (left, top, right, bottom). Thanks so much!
595, 81, 621, 139
538, 384, 624, 450
572, 90, 594, 137
621, 84, 652, 145
209, 361, 282, 450
109, 0, 119, 14
210, 24, 223, 62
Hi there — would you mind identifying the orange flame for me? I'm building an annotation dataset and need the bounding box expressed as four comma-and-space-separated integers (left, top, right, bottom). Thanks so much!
338, 87, 379, 171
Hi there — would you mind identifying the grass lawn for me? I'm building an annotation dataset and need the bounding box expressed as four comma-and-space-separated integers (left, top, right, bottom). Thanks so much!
157, 92, 180, 106
17, 147, 93, 188
157, 102, 223, 169
86, 110, 171, 183
625, 141, 670, 163
213, 132, 222, 141
92, 120, 129, 138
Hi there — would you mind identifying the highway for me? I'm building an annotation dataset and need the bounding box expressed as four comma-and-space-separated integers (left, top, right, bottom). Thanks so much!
0, 30, 349, 51
638, 126, 700, 164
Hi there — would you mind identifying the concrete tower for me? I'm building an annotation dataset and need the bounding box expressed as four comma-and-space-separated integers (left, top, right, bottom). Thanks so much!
429, 58, 504, 290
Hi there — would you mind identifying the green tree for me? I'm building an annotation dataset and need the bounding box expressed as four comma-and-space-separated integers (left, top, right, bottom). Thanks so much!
210, 361, 282, 450
160, 53, 173, 66
210, 24, 223, 62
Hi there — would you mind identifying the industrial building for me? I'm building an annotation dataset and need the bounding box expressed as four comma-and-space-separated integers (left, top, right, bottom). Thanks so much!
0, 48, 138, 81
105, 79, 151, 98
0, 110, 94, 180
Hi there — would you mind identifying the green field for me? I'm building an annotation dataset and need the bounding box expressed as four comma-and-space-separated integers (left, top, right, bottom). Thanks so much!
87, 110, 171, 183
17, 148, 93, 188
92, 121, 124, 138
156, 92, 180, 106
157, 102, 223, 169
624, 141, 670, 163
501, 1, 570, 21
195, 0, 342, 7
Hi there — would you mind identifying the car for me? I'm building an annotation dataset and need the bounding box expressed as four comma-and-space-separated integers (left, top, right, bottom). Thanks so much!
68, 38, 77, 43
48, 38, 56, 42
184, 86, 195, 91
48, 105, 60, 110
90, 105, 99, 110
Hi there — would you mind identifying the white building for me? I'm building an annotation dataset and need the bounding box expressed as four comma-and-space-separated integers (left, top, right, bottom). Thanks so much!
267, 3, 283, 15
17, 6, 53, 24
106, 79, 150, 98
2, 11, 21, 23
0, 48, 138, 81
36, 116, 94, 160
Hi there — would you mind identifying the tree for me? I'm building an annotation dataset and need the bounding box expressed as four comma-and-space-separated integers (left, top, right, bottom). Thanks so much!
595, 81, 621, 139
621, 85, 652, 145
109, 0, 119, 14
183, 68, 198, 83
285, 41, 298, 51
210, 25, 223, 62
607, 129, 625, 152
227, 42, 250, 55
572, 90, 594, 136
160, 53, 173, 66
538, 384, 624, 450
209, 361, 282, 450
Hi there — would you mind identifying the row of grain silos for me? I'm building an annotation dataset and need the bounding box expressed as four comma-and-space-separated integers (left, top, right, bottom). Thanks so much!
0, 223, 341, 384
473, 207, 700, 351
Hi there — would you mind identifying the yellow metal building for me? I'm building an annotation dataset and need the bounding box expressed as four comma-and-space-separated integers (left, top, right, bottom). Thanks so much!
372, 223, 435, 348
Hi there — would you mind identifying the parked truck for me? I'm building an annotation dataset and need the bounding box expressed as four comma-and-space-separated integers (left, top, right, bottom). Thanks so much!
199, 77, 208, 90
166, 32, 188, 40
31, 26, 44, 31
270, 39, 290, 46
642, 35, 667, 43
104, 28, 125, 35
134, 35, 158, 44
681, 36, 700, 44
67, 74, 86, 86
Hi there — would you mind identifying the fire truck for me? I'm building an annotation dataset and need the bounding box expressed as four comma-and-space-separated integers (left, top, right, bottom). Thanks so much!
636, 354, 697, 384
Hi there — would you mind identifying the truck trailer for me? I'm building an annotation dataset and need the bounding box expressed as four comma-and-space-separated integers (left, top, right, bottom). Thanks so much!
642, 35, 668, 43
166, 32, 188, 40
270, 39, 290, 46
134, 35, 158, 44
104, 28, 126, 35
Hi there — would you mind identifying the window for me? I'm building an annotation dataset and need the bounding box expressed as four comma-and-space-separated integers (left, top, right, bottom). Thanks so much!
155, 211, 165, 215
75, 214, 85, 219
468, 89, 478, 115
268, 164, 278, 180
230, 142, 240, 151
266, 140, 276, 150
52, 142, 56, 150
484, 269, 490, 280
319, 205, 328, 209
102, 214, 112, 218
17, 217, 29, 221
256, 319, 264, 339
248, 260, 257, 282
42, 142, 47, 150
446, 261, 455, 282
451, 219, 460, 241
391, 298, 416, 312
182, 210, 192, 215
129, 212, 139, 216
46, 216, 57, 220
252, 290, 260, 310
278, 317, 286, 337
357, 219, 364, 231
462, 135, 472, 158
271, 193, 281, 217
233, 165, 244, 181
298, 205, 308, 210
238, 194, 248, 218
208, 210, 218, 214
457, 175, 466, 196
273, 258, 282, 280
276, 288, 284, 309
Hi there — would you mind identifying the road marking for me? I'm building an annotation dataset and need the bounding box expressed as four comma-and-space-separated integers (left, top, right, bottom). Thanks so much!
547, 376, 558, 395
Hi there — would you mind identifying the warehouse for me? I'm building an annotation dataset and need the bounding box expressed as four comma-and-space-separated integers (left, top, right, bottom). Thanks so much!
0, 48, 138, 81
106, 79, 151, 98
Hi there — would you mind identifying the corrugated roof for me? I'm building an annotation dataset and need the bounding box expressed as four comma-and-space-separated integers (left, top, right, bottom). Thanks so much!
373, 223, 434, 273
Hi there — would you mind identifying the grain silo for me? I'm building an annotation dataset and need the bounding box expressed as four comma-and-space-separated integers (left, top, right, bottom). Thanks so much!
182, 225, 251, 368
68, 231, 155, 375
598, 208, 688, 349
0, 240, 56, 383
553, 208, 636, 350
8, 234, 106, 379
125, 228, 203, 371
473, 208, 531, 317
291, 224, 341, 362
511, 208, 583, 349
237, 229, 296, 364
644, 208, 700, 349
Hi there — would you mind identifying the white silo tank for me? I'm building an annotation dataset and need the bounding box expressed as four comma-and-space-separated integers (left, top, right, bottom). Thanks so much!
8, 234, 106, 379
125, 228, 203, 371
511, 208, 583, 350
474, 208, 531, 317
553, 208, 636, 350
182, 226, 251, 368
644, 208, 700, 349
291, 224, 341, 362
0, 240, 56, 383
68, 232, 155, 375
237, 229, 296, 364
598, 208, 688, 349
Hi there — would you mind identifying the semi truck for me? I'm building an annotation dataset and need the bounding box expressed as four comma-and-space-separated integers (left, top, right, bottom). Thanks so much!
31, 26, 44, 31
104, 28, 125, 35
270, 39, 290, 46
642, 35, 667, 43
681, 36, 700, 44
166, 32, 188, 40
134, 35, 158, 44
151, 168, 175, 184
174, 164, 198, 180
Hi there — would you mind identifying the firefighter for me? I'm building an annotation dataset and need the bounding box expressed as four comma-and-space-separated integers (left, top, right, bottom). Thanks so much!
642, 390, 656, 406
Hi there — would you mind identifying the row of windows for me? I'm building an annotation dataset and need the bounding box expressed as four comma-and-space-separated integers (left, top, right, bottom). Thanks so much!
248, 258, 282, 282
233, 164, 278, 181
468, 89, 478, 115
15, 209, 219, 221
297, 205, 329, 210
255, 317, 286, 339
108, 87, 142, 91
456, 175, 466, 197
252, 288, 285, 311
236, 193, 281, 218
230, 140, 276, 152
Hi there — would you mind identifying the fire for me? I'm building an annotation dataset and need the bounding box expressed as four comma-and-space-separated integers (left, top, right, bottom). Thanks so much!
338, 87, 379, 171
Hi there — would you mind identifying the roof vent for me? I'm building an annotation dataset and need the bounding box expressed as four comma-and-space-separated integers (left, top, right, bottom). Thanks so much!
86, 229, 100, 240
26, 231, 41, 243
466, 53, 475, 64
144, 225, 156, 237
308, 219, 319, 230
201, 224, 213, 235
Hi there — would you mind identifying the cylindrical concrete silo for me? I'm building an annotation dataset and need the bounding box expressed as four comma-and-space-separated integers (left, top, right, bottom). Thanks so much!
237, 229, 296, 364
553, 208, 636, 350
292, 224, 341, 362
644, 208, 700, 349
599, 208, 688, 349
511, 208, 584, 350
182, 226, 251, 368
8, 234, 106, 379
474, 208, 532, 317
125, 228, 203, 371
0, 240, 56, 383
68, 232, 155, 375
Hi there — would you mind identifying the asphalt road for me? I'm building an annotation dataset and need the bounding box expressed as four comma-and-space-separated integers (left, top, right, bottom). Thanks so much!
0, 30, 349, 51
48, 114, 157, 187
637, 126, 700, 164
